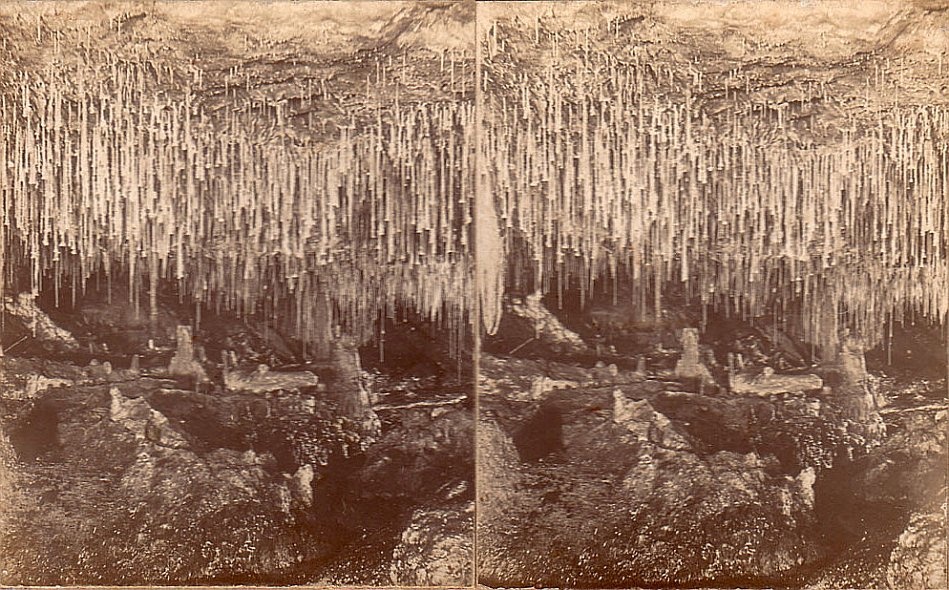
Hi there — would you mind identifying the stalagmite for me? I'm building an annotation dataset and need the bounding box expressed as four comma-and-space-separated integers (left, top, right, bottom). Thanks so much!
167, 325, 208, 382
673, 328, 714, 385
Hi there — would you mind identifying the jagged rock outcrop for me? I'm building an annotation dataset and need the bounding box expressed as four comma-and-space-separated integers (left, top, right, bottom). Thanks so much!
885, 494, 948, 590
803, 400, 947, 589
506, 292, 589, 355
478, 357, 825, 587
0, 358, 78, 401
109, 388, 188, 449
613, 390, 692, 451
312, 399, 474, 587
389, 502, 474, 586
0, 381, 344, 585
1, 293, 78, 353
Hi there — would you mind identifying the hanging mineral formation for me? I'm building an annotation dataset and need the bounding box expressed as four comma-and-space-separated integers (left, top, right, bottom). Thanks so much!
1, 52, 475, 351
480, 19, 949, 354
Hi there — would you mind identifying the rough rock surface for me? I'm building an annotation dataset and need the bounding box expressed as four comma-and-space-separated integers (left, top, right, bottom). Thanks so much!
388, 502, 474, 586
479, 308, 946, 589
612, 390, 692, 451
0, 356, 473, 586
0, 277, 473, 585
224, 364, 320, 395
312, 400, 474, 586
2, 293, 78, 353
0, 358, 79, 401
506, 292, 589, 354
730, 366, 824, 396
0, 383, 333, 584
885, 494, 948, 590
803, 403, 947, 589
478, 355, 827, 588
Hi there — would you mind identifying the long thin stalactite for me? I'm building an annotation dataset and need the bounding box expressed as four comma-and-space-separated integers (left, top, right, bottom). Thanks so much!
481, 19, 949, 355
1, 52, 475, 352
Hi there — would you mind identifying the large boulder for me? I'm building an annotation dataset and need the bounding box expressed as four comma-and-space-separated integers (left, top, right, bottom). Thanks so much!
478, 369, 824, 587
885, 494, 948, 590
484, 293, 590, 358
388, 502, 474, 586
0, 379, 373, 585
612, 390, 691, 451
507, 292, 589, 354
0, 358, 80, 401
2, 293, 78, 354
309, 399, 475, 587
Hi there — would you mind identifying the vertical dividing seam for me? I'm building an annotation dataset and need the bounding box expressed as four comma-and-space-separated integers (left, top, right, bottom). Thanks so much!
471, 0, 482, 586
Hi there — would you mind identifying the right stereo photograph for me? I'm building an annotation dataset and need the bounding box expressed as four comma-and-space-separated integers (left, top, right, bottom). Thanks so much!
476, 2, 948, 589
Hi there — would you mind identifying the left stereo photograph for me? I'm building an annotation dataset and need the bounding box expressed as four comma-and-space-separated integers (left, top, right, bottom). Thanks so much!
0, 1, 475, 586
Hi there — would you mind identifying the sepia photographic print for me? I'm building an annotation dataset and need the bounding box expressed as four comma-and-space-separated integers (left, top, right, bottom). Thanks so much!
0, 1, 474, 585
475, 1, 946, 589
0, 1, 947, 589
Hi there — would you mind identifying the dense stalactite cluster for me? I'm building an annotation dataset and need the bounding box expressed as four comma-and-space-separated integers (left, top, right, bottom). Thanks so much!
1, 52, 475, 352
480, 19, 949, 354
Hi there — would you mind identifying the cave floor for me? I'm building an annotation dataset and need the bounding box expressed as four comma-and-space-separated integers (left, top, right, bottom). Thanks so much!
0, 353, 474, 586
476, 349, 947, 589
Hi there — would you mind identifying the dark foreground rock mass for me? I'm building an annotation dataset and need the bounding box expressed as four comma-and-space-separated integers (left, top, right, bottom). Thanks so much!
478, 296, 947, 589
0, 293, 473, 586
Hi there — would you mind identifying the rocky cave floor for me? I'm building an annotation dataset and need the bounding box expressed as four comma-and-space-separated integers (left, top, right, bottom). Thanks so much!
0, 286, 474, 586
478, 292, 947, 589
0, 286, 945, 590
